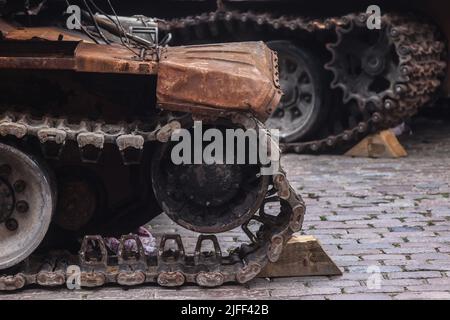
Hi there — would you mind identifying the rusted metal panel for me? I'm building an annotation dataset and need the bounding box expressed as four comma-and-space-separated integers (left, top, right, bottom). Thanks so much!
75, 43, 157, 75
0, 22, 157, 74
156, 41, 282, 121
0, 18, 16, 35
0, 40, 158, 75
4, 26, 92, 42
0, 40, 77, 70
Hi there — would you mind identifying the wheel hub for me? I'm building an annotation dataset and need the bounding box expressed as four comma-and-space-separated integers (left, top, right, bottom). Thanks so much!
362, 52, 386, 76
0, 143, 55, 270
177, 164, 243, 208
266, 41, 321, 142
152, 137, 269, 234
279, 79, 298, 107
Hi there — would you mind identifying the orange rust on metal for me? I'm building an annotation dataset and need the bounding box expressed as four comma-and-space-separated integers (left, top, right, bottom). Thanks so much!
74, 43, 157, 75
4, 26, 92, 42
0, 19, 17, 35
0, 40, 78, 70
75, 43, 157, 74
156, 42, 282, 121
420, 0, 450, 95
0, 40, 158, 75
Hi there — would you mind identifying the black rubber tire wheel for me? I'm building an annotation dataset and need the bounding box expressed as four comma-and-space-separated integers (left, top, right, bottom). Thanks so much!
266, 41, 329, 143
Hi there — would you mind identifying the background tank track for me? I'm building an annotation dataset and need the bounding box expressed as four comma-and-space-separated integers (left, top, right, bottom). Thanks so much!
161, 11, 447, 153
0, 112, 306, 290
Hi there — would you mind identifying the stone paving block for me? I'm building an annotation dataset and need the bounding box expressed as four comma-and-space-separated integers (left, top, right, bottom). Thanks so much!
380, 279, 426, 286
426, 278, 450, 285
383, 247, 439, 254
346, 265, 402, 273
325, 293, 392, 300
406, 284, 450, 292
310, 221, 349, 229
334, 249, 384, 256
340, 243, 396, 250
296, 295, 328, 300
343, 233, 384, 239
155, 288, 272, 300
343, 286, 405, 294
340, 261, 386, 269
361, 254, 407, 261
427, 226, 450, 232
273, 295, 327, 300
435, 232, 450, 237
403, 263, 450, 272
357, 238, 406, 244
306, 280, 361, 288
316, 238, 358, 245
388, 271, 443, 279
332, 255, 361, 262
327, 215, 375, 222
399, 242, 449, 249
409, 253, 450, 261
347, 228, 390, 234
393, 292, 450, 300
270, 287, 341, 297
249, 278, 311, 290
307, 229, 348, 235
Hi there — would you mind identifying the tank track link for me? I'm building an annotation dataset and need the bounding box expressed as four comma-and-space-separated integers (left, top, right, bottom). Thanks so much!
0, 111, 182, 164
161, 11, 447, 153
0, 112, 306, 291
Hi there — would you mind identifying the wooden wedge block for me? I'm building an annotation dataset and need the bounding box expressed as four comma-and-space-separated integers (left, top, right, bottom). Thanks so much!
345, 129, 407, 158
258, 235, 342, 278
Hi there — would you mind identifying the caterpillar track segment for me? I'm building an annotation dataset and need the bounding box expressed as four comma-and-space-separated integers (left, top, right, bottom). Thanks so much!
0, 117, 306, 290
146, 0, 448, 153
0, 8, 307, 290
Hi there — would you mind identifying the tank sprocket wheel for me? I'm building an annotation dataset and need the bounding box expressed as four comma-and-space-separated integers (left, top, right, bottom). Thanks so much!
325, 18, 401, 109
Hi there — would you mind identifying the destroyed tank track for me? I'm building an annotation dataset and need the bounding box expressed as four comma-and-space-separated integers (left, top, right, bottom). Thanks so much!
0, 111, 305, 291
161, 11, 447, 153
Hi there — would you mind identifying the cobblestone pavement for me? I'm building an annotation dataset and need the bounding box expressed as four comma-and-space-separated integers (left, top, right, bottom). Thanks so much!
1, 118, 450, 300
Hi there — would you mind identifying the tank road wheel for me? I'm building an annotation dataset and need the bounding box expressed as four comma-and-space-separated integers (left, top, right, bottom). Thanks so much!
0, 142, 55, 270
152, 146, 269, 234
148, 116, 306, 286
264, 41, 327, 143
151, 119, 270, 234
